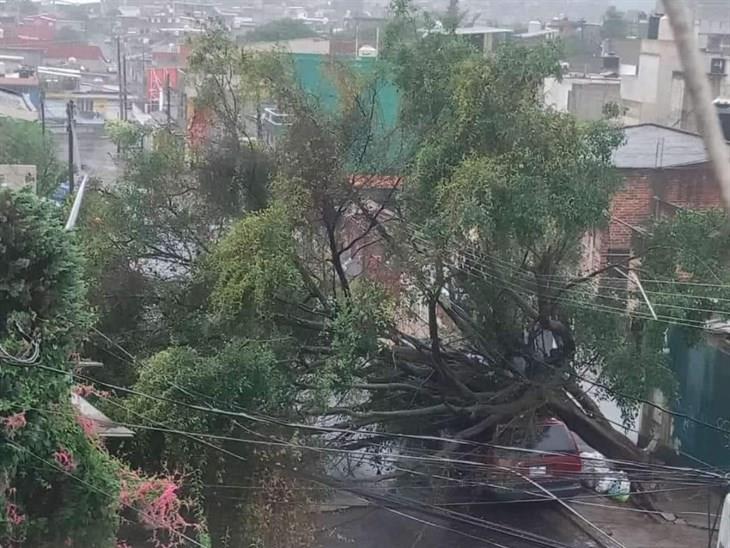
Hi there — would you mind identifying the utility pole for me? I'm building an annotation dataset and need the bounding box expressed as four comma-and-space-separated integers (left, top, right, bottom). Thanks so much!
66, 100, 75, 195
40, 89, 46, 135
165, 71, 171, 126
663, 0, 730, 212
116, 36, 124, 121
122, 55, 128, 121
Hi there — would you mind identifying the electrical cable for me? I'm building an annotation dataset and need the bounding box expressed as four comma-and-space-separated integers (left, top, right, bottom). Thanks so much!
404, 226, 730, 292
36, 402, 572, 548
32, 333, 725, 484
405, 227, 730, 316
77, 326, 730, 488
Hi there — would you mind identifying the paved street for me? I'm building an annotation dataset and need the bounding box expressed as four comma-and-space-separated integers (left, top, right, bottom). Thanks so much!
316, 502, 600, 548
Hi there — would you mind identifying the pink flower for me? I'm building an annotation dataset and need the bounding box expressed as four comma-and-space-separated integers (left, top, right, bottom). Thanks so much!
72, 384, 110, 399
53, 449, 77, 472
75, 414, 98, 439
5, 502, 25, 526
2, 412, 27, 433
119, 472, 192, 547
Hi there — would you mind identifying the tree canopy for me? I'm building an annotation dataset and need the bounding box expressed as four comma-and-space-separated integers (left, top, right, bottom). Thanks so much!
58, 9, 730, 547
0, 118, 63, 197
243, 18, 318, 43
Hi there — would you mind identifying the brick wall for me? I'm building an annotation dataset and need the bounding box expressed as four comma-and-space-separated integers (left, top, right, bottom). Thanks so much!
596, 163, 723, 263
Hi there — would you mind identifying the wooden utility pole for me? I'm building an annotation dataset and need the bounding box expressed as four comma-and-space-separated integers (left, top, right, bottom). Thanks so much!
66, 100, 75, 195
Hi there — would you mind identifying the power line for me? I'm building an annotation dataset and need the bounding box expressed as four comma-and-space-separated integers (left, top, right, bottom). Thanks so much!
15, 356, 724, 486
33, 402, 576, 548
404, 224, 730, 291
55, 324, 730, 481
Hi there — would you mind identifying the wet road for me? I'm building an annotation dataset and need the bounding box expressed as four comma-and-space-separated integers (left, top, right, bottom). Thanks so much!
316, 501, 601, 548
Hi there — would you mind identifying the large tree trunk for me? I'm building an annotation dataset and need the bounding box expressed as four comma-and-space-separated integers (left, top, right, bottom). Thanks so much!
550, 391, 645, 462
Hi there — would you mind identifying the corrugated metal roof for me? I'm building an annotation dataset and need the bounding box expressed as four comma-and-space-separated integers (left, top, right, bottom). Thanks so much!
45, 44, 106, 61
613, 124, 711, 169
0, 88, 37, 121
71, 393, 134, 438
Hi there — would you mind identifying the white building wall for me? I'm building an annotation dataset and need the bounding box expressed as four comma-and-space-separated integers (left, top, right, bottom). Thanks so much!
0, 164, 36, 192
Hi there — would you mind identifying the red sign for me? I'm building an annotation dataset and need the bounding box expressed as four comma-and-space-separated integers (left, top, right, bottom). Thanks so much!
146, 68, 179, 102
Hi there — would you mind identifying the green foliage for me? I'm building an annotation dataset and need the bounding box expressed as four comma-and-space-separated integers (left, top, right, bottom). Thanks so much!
126, 341, 291, 462
188, 27, 274, 212
106, 120, 148, 151
0, 118, 63, 197
641, 208, 730, 345
243, 18, 318, 43
208, 205, 301, 323
0, 189, 91, 343
0, 189, 121, 546
318, 282, 394, 392
396, 37, 622, 254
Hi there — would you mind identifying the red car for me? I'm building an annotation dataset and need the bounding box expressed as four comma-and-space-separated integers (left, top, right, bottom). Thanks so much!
474, 418, 583, 500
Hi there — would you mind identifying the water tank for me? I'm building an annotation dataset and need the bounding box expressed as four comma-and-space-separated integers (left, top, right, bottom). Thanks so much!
358, 45, 377, 58
528, 20, 542, 34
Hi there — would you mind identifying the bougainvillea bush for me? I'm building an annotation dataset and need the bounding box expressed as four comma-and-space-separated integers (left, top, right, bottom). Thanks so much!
0, 189, 194, 547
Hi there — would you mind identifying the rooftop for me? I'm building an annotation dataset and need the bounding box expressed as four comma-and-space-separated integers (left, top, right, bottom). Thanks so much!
0, 75, 39, 87
44, 43, 106, 61
71, 393, 134, 438
0, 88, 36, 121
455, 26, 513, 35
516, 29, 559, 39
613, 124, 711, 169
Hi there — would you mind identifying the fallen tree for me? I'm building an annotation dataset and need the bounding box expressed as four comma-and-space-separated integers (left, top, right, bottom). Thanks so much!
203, 8, 730, 471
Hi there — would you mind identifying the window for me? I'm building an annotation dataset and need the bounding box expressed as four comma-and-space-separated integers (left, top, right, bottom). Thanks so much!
711, 57, 727, 75
603, 248, 631, 292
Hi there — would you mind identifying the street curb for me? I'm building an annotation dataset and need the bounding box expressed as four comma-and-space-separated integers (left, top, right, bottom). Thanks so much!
557, 504, 615, 548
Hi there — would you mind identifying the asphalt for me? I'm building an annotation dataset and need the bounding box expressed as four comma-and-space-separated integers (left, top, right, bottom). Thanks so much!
315, 501, 601, 548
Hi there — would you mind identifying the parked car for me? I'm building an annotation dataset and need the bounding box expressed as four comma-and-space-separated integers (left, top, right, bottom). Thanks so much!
473, 418, 583, 500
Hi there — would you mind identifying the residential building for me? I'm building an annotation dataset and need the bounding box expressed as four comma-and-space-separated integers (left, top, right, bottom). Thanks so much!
582, 124, 720, 275
43, 43, 108, 72
454, 26, 513, 54
544, 73, 622, 121
0, 87, 37, 120
621, 8, 730, 130
0, 42, 108, 72
0, 72, 40, 107
515, 21, 559, 46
